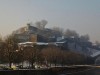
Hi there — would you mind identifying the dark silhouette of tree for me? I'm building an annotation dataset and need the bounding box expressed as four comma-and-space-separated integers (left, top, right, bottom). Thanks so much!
42, 45, 62, 66
35, 20, 48, 30
41, 20, 48, 29
80, 34, 90, 42
42, 46, 86, 66
23, 44, 41, 68
64, 29, 79, 38
0, 36, 6, 63
3, 34, 19, 68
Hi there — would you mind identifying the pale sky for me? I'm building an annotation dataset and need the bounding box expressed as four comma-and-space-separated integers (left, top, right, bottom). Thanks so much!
0, 0, 100, 42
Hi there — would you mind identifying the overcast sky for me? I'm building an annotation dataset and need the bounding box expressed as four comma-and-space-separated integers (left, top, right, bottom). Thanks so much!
0, 0, 100, 42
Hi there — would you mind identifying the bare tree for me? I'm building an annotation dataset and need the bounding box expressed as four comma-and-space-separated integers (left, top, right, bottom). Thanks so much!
42, 45, 61, 66
80, 34, 90, 42
3, 34, 19, 68
64, 52, 83, 64
35, 20, 48, 29
23, 45, 41, 68
35, 21, 41, 29
0, 36, 6, 63
64, 29, 79, 38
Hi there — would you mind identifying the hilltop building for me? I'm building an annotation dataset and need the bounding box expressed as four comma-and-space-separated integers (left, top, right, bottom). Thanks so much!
13, 23, 62, 43
13, 23, 100, 57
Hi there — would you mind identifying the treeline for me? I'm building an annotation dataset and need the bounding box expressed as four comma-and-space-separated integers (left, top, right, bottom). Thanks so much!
0, 34, 93, 68
28, 20, 91, 42
51, 26, 90, 42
